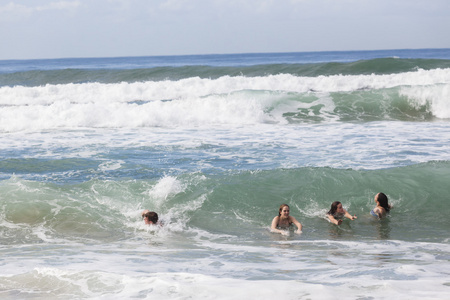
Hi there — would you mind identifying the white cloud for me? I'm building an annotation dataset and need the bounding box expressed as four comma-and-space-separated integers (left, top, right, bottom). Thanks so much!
36, 1, 81, 11
0, 1, 80, 21
0, 3, 32, 21
159, 0, 191, 11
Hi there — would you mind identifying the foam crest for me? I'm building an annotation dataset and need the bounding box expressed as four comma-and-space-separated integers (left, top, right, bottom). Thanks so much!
1, 259, 447, 299
0, 91, 276, 132
401, 83, 450, 119
148, 176, 185, 206
1, 69, 449, 132
1, 68, 449, 105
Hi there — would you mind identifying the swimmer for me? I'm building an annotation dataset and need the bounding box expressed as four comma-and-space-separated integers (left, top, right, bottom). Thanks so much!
327, 201, 357, 225
271, 204, 302, 234
142, 209, 159, 225
371, 192, 392, 218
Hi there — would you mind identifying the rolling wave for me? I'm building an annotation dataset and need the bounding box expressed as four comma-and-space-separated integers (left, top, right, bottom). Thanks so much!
1, 58, 450, 87
2, 162, 449, 245
0, 67, 449, 132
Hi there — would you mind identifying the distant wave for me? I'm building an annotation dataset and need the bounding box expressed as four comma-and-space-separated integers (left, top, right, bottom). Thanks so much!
1, 66, 449, 132
1, 58, 450, 87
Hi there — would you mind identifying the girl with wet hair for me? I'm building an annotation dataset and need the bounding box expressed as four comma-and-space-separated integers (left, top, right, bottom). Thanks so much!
371, 192, 392, 218
271, 204, 302, 234
327, 201, 357, 225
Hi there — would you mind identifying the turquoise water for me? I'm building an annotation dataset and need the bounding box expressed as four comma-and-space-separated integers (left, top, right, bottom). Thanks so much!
1, 49, 450, 299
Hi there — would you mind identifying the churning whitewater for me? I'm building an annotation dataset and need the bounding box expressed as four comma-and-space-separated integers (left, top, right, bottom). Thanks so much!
1, 49, 450, 299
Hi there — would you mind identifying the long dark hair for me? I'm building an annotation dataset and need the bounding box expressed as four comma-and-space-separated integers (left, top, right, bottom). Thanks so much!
327, 201, 341, 215
377, 193, 391, 212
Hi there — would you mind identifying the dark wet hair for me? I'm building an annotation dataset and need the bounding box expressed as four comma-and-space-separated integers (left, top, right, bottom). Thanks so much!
377, 193, 391, 212
143, 211, 159, 224
327, 201, 341, 215
278, 204, 289, 216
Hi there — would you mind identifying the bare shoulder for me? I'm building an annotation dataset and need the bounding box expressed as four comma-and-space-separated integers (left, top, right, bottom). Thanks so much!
289, 215, 298, 222
271, 215, 280, 224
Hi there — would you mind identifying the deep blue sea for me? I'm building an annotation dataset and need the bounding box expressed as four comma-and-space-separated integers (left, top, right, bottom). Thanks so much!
1, 49, 450, 299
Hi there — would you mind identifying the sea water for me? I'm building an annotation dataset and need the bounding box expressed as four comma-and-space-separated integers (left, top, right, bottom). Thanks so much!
1, 49, 450, 299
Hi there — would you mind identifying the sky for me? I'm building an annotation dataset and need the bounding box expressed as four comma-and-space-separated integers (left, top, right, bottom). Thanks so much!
0, 0, 449, 60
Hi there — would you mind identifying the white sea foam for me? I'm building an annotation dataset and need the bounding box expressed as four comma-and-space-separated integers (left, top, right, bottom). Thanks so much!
2, 53, 450, 300
3, 68, 449, 105
148, 176, 185, 200
1, 68, 450, 132
1, 239, 449, 300
0, 121, 450, 171
401, 83, 450, 118
98, 160, 124, 171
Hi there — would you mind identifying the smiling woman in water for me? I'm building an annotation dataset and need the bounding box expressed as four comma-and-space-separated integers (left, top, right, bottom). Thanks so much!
271, 204, 302, 234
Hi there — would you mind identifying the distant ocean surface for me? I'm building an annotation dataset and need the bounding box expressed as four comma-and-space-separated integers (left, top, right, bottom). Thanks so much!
1, 49, 450, 299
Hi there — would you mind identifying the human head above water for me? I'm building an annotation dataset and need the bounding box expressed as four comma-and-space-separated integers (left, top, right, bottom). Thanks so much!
143, 211, 158, 224
375, 192, 390, 212
328, 201, 342, 215
278, 204, 290, 217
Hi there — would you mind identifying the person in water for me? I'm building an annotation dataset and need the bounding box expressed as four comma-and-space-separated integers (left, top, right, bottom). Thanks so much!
271, 204, 302, 234
327, 201, 357, 225
371, 192, 392, 218
142, 209, 159, 225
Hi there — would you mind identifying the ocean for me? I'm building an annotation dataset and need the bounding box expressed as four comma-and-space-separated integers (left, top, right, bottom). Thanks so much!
1, 48, 450, 299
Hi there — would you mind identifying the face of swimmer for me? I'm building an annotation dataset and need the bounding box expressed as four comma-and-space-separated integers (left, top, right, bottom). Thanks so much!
374, 193, 383, 206
143, 216, 153, 225
280, 205, 290, 218
336, 203, 344, 214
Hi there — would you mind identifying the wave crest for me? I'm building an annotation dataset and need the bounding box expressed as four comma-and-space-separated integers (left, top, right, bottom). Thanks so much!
0, 68, 449, 132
